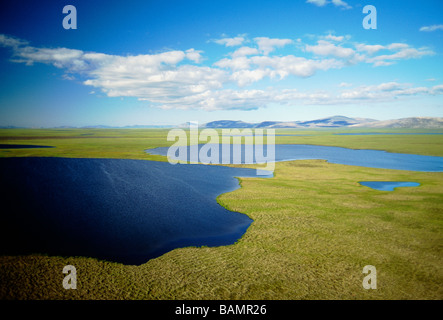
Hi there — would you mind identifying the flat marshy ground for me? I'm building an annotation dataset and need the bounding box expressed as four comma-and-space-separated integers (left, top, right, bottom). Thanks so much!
0, 128, 442, 299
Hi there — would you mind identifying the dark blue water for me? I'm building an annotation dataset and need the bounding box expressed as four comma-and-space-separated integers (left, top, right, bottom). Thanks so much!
0, 144, 54, 149
359, 181, 421, 191
0, 157, 270, 265
335, 133, 443, 136
146, 144, 443, 172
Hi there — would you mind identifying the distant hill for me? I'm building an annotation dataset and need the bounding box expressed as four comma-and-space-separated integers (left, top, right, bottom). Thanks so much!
199, 116, 378, 129
351, 117, 443, 129
201, 120, 254, 128
297, 116, 377, 128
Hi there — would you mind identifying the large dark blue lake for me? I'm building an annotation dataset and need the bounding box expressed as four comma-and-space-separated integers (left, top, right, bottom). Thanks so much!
146, 144, 443, 172
0, 157, 269, 265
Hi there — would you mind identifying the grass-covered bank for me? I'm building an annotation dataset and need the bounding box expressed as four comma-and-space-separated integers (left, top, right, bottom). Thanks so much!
0, 128, 442, 299
1, 127, 443, 158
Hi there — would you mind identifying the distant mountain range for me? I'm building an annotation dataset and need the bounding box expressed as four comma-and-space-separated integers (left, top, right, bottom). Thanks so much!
350, 117, 443, 129
198, 116, 443, 129
1, 116, 442, 129
181, 116, 376, 129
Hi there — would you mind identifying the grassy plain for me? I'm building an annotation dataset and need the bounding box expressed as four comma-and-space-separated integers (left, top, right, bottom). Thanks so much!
0, 128, 442, 299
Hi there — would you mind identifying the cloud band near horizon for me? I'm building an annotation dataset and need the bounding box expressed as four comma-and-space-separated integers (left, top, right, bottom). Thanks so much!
0, 33, 440, 111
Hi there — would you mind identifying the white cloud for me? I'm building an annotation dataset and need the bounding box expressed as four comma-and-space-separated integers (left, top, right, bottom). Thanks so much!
250, 55, 344, 78
306, 0, 327, 6
306, 0, 351, 9
386, 43, 409, 50
419, 25, 443, 32
0, 34, 29, 48
376, 82, 404, 92
323, 34, 345, 42
85, 62, 228, 104
355, 43, 385, 55
13, 46, 86, 70
331, 0, 351, 9
367, 46, 434, 66
338, 82, 439, 102
230, 69, 270, 87
214, 56, 252, 71
216, 54, 345, 85
430, 85, 443, 95
213, 36, 245, 47
184, 82, 443, 110
305, 40, 356, 59
254, 37, 293, 55
231, 46, 260, 58
354, 41, 434, 66
185, 49, 204, 63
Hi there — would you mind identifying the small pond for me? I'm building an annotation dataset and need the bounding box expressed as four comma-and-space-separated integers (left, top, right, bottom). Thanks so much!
359, 181, 421, 191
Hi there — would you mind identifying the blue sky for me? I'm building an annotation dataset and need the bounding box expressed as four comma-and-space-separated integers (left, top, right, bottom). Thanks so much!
0, 0, 442, 127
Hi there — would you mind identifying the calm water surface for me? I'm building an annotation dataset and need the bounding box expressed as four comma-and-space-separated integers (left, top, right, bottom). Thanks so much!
147, 144, 443, 172
0, 157, 270, 265
359, 181, 421, 191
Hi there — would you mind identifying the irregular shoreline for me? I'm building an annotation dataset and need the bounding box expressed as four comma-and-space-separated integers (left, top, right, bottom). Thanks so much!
0, 157, 270, 265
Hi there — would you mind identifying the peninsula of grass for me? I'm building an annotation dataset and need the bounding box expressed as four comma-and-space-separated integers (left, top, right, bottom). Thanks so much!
0, 128, 442, 299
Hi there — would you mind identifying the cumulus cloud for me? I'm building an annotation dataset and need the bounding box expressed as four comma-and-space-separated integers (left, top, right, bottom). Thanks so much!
355, 43, 385, 55
323, 34, 346, 42
305, 40, 356, 59
230, 46, 260, 58
185, 49, 204, 63
215, 54, 345, 84
353, 41, 434, 66
366, 45, 434, 67
254, 37, 293, 55
419, 24, 443, 32
212, 36, 245, 47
